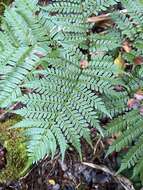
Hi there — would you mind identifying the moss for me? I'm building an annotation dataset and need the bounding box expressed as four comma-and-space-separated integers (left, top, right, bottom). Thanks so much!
0, 116, 28, 183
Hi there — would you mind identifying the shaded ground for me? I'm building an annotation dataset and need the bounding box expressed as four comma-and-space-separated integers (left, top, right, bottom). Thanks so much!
0, 129, 126, 190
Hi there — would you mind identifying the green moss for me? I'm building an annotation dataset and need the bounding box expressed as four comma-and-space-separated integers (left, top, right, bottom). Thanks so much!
0, 116, 28, 183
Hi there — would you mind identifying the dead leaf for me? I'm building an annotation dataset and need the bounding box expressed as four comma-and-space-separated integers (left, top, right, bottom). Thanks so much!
80, 60, 89, 69
87, 14, 110, 23
122, 41, 132, 53
114, 85, 124, 92
127, 98, 140, 109
48, 179, 56, 185
134, 89, 143, 101
134, 56, 143, 65
106, 138, 115, 145
114, 53, 125, 74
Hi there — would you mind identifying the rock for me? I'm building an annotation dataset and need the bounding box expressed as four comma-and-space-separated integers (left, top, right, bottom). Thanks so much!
52, 184, 60, 190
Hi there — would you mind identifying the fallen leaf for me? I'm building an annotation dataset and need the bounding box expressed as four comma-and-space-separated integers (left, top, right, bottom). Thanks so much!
134, 90, 143, 101
114, 53, 125, 73
48, 179, 56, 185
134, 56, 143, 65
87, 14, 110, 23
114, 85, 124, 92
122, 41, 132, 53
80, 60, 89, 69
106, 138, 115, 145
127, 98, 140, 109
82, 162, 135, 190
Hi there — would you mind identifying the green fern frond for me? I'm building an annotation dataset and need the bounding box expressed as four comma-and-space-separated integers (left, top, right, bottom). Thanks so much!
112, 12, 137, 39
12, 53, 120, 162
106, 108, 143, 179
121, 0, 143, 25
0, 46, 47, 107
90, 31, 122, 52
1, 0, 143, 171
103, 91, 129, 117
106, 110, 139, 136
118, 135, 143, 173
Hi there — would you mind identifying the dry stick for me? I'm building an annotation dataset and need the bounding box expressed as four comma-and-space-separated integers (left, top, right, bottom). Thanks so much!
87, 9, 127, 23
82, 162, 135, 190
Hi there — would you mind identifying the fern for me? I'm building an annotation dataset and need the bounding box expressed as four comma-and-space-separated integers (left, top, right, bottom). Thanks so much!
1, 0, 143, 173
12, 54, 119, 162
0, 0, 125, 163
101, 0, 143, 181
106, 110, 143, 177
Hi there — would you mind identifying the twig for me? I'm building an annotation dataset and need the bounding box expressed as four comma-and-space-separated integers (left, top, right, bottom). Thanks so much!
87, 9, 127, 23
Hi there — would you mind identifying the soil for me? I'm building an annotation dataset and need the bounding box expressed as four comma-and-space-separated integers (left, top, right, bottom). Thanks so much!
0, 133, 124, 190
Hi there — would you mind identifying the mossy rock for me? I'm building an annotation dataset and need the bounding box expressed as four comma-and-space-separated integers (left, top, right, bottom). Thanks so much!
0, 116, 28, 183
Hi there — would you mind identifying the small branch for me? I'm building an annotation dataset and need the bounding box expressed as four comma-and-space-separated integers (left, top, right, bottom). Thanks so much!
87, 9, 127, 23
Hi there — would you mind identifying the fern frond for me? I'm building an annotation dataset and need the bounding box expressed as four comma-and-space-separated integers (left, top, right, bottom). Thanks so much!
118, 135, 143, 172
90, 30, 122, 52
106, 109, 143, 179
2, 0, 143, 169
106, 110, 139, 137
111, 12, 137, 39
104, 91, 129, 117
13, 53, 119, 162
0, 46, 47, 107
121, 0, 143, 25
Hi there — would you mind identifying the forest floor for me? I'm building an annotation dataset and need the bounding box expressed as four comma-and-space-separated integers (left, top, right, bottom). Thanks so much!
0, 116, 137, 190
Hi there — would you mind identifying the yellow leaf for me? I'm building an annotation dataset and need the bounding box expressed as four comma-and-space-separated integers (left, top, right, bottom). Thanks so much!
114, 53, 125, 74
48, 179, 56, 185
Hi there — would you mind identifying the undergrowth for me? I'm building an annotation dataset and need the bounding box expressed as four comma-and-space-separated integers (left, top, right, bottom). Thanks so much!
0, 0, 143, 182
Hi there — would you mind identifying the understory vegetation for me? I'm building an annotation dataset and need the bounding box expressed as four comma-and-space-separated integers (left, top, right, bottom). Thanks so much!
0, 0, 143, 189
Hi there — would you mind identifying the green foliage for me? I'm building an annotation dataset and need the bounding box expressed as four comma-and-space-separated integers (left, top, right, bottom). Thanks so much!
13, 54, 118, 162
105, 0, 143, 181
0, 0, 122, 163
0, 0, 143, 181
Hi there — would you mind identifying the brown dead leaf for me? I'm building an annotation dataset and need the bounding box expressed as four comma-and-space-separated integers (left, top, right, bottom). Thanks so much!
87, 14, 110, 23
122, 41, 132, 53
87, 14, 113, 28
127, 98, 140, 109
134, 56, 143, 65
106, 138, 115, 145
114, 85, 124, 92
80, 60, 89, 69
